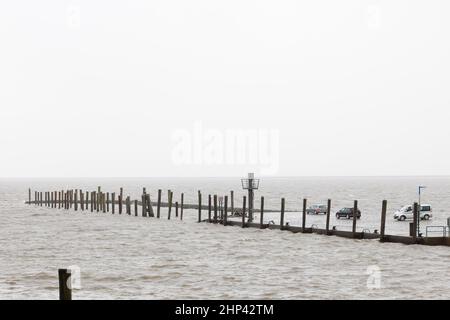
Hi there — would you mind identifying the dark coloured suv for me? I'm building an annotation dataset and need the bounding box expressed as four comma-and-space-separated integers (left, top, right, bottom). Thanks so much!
336, 208, 361, 219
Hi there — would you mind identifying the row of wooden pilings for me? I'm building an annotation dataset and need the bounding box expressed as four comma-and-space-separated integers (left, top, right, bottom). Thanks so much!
28, 187, 397, 240
28, 187, 435, 246
28, 187, 186, 220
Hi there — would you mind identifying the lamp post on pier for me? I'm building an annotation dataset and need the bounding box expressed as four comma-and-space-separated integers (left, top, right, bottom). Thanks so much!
241, 173, 260, 223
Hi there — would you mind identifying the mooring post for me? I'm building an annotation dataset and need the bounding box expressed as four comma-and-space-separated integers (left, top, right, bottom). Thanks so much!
213, 195, 218, 223
111, 193, 115, 214
198, 191, 202, 222
230, 190, 234, 216
119, 188, 123, 214
280, 198, 285, 229
147, 193, 155, 218
352, 200, 358, 236
242, 196, 247, 228
380, 200, 387, 242
167, 190, 173, 220
207, 195, 212, 222
412, 202, 419, 242
326, 199, 331, 235
224, 195, 228, 226
142, 194, 146, 217
58, 269, 72, 300
157, 189, 162, 218
180, 193, 184, 220
260, 196, 265, 228
74, 191, 78, 211
302, 198, 307, 231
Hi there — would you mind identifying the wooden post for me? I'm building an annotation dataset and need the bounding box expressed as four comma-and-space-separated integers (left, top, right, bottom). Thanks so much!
260, 196, 265, 228
167, 190, 173, 220
74, 191, 78, 211
119, 188, 123, 214
352, 200, 358, 236
146, 194, 152, 217
40, 191, 43, 206
326, 199, 331, 235
157, 189, 162, 219
28, 188, 31, 204
223, 195, 228, 226
127, 196, 131, 215
85, 192, 88, 211
380, 200, 387, 241
213, 195, 218, 223
134, 200, 138, 216
111, 193, 115, 214
96, 192, 100, 212
58, 269, 72, 300
198, 191, 202, 223
302, 198, 307, 231
280, 198, 285, 229
175, 202, 179, 218
142, 194, 147, 217
51, 192, 54, 208
230, 191, 234, 216
208, 195, 212, 222
106, 193, 110, 212
90, 192, 94, 213
412, 202, 419, 242
180, 193, 184, 220
242, 196, 247, 228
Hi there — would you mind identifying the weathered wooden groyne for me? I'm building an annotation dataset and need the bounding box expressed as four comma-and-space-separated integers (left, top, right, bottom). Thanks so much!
26, 187, 450, 247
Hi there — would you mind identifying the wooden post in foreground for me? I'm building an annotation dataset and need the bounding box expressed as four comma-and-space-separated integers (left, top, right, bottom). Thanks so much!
175, 202, 179, 218
28, 188, 31, 204
198, 191, 202, 222
380, 200, 387, 241
134, 200, 138, 216
242, 196, 247, 228
58, 269, 72, 300
352, 200, 358, 236
280, 198, 285, 229
326, 199, 331, 235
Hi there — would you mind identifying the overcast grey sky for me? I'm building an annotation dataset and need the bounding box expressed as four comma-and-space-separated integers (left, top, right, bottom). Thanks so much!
1, 1, 449, 177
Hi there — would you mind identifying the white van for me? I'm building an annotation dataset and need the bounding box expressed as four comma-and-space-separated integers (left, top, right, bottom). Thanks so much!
393, 204, 433, 221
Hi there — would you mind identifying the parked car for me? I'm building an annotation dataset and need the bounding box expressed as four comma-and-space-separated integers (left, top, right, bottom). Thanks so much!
306, 204, 328, 215
336, 208, 361, 219
393, 204, 433, 221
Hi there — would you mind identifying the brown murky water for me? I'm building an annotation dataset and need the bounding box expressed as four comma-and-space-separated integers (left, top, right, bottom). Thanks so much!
1, 178, 449, 299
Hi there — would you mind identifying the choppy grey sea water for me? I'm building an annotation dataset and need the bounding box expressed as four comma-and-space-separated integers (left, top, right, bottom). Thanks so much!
0, 177, 449, 299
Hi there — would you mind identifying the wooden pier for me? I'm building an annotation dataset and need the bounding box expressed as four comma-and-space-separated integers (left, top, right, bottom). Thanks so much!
26, 187, 450, 247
